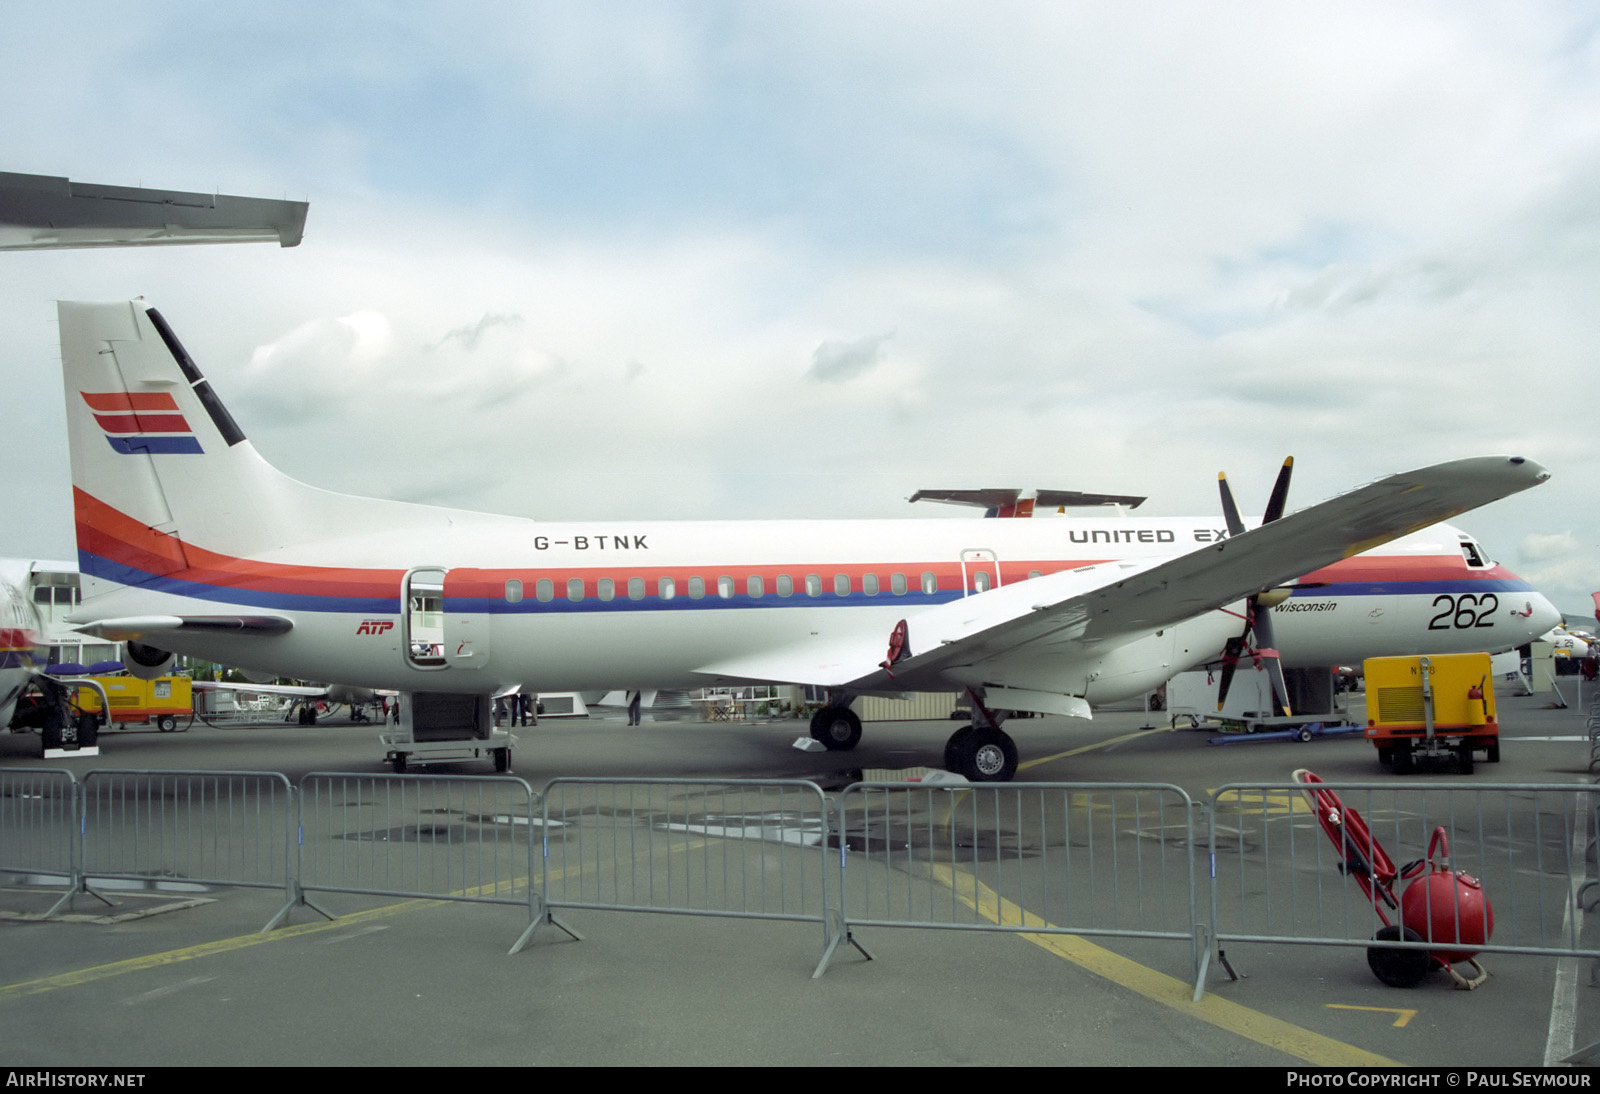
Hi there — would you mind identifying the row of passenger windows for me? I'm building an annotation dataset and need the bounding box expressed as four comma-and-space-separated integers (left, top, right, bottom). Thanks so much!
499, 570, 1028, 604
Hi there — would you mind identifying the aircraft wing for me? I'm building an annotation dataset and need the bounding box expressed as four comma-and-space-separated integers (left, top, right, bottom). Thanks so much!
73, 615, 294, 641
695, 455, 1550, 691
192, 680, 329, 698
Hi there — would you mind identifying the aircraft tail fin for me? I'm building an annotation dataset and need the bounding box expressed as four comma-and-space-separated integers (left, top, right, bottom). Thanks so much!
58, 300, 434, 599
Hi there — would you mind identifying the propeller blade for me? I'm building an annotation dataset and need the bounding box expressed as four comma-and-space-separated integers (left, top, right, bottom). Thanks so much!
1252, 607, 1293, 716
1217, 472, 1246, 538
1215, 635, 1244, 711
1262, 456, 1294, 524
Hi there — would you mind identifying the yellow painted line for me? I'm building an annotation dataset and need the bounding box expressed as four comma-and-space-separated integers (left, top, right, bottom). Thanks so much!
929, 861, 1400, 1067
1328, 1004, 1416, 1029
1018, 725, 1172, 773
0, 836, 709, 1001
0, 898, 436, 998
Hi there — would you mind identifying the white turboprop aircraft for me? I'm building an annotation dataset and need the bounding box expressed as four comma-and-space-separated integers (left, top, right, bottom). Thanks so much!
58, 300, 1560, 780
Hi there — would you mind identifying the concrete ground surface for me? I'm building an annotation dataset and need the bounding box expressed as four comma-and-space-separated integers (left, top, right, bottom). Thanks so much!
2, 690, 1597, 1067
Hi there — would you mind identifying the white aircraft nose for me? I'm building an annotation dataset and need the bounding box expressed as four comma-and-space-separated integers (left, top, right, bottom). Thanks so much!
1523, 592, 1564, 638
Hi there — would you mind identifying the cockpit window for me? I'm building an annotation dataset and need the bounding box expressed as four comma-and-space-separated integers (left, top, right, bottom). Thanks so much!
1460, 540, 1489, 568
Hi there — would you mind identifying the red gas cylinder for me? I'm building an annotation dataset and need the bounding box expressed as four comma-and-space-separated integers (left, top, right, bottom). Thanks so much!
1400, 860, 1494, 963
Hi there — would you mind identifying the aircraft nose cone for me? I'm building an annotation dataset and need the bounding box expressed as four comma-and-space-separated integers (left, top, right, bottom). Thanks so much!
1526, 592, 1564, 637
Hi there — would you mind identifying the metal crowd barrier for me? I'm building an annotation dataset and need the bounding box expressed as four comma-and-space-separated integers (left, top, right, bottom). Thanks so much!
5, 766, 1597, 993
79, 770, 295, 914
286, 772, 542, 948
0, 768, 80, 915
833, 782, 1203, 979
1208, 779, 1600, 997
537, 778, 837, 970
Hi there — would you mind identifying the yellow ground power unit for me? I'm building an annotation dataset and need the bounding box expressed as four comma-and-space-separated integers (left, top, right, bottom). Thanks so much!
76, 675, 193, 733
1363, 652, 1497, 773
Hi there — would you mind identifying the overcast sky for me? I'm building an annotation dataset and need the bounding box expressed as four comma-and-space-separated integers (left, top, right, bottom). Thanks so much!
2, 2, 1595, 613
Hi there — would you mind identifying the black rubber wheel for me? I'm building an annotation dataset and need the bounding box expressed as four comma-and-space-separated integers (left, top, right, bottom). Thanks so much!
1393, 742, 1415, 774
1486, 739, 1500, 763
1377, 747, 1394, 766
1297, 727, 1313, 743
1367, 925, 1430, 987
392, 754, 407, 774
494, 747, 510, 773
809, 708, 862, 751
957, 727, 1018, 783
1458, 741, 1474, 775
943, 726, 976, 771
157, 715, 177, 733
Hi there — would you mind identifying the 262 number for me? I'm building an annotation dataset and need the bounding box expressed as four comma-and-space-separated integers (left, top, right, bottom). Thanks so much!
1428, 593, 1498, 630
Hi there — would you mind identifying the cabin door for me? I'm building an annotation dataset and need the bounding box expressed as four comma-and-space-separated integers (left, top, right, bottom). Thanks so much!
959, 548, 1002, 596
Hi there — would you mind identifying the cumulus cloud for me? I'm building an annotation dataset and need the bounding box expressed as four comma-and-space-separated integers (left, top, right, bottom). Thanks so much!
806, 333, 892, 383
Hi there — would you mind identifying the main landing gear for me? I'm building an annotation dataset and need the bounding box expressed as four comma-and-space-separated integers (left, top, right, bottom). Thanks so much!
943, 690, 1019, 782
809, 706, 862, 751
943, 724, 1019, 782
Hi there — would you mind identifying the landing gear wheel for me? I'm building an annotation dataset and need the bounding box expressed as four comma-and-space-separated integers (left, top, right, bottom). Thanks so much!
955, 727, 1018, 783
1458, 741, 1474, 774
809, 707, 862, 751
157, 715, 177, 733
493, 747, 510, 773
1367, 925, 1430, 987
943, 726, 975, 771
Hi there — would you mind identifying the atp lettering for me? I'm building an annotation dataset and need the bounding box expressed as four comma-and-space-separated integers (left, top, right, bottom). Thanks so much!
356, 620, 395, 636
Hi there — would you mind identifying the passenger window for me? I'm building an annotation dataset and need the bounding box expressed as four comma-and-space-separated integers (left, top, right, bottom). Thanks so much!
688, 576, 705, 599
567, 578, 584, 602
777, 575, 793, 597
863, 573, 878, 596
505, 579, 524, 604
891, 573, 907, 596
973, 570, 991, 593
536, 579, 554, 603
921, 572, 937, 595
717, 576, 733, 599
805, 574, 821, 597
658, 577, 676, 601
628, 577, 645, 601
1028, 570, 1042, 580
748, 575, 764, 598
598, 578, 615, 602
834, 574, 850, 596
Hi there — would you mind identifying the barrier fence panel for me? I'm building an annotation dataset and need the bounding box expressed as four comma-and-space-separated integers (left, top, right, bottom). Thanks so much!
293, 773, 539, 943
539, 778, 835, 961
1207, 780, 1600, 996
0, 769, 79, 905
835, 782, 1202, 977
78, 771, 294, 909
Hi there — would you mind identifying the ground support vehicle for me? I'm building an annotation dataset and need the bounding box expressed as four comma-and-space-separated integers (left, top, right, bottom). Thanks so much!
75, 675, 191, 733
1363, 652, 1497, 773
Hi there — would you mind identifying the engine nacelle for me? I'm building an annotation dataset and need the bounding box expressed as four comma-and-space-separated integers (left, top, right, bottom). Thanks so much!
124, 641, 176, 681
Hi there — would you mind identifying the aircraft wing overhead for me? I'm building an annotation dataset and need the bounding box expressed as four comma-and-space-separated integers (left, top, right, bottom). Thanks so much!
696, 456, 1550, 691
72, 615, 294, 642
